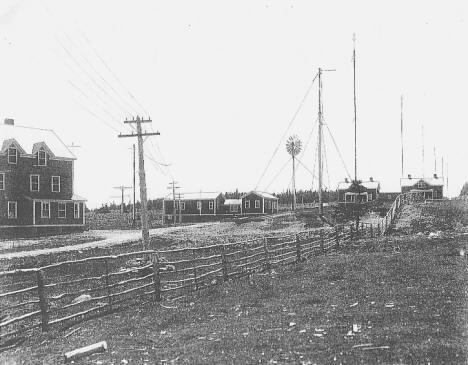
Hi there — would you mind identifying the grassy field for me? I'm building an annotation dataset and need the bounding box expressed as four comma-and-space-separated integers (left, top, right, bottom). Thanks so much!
2, 233, 467, 364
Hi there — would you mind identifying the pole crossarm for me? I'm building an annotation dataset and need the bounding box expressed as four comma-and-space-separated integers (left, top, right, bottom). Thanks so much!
119, 132, 160, 138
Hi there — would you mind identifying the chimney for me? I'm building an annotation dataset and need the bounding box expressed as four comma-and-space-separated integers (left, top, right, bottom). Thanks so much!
345, 178, 349, 183
408, 174, 412, 179
369, 177, 374, 182
4, 118, 14, 126
433, 173, 438, 178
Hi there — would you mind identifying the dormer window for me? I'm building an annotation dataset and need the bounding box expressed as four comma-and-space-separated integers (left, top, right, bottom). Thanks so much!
417, 180, 425, 189
38, 148, 47, 166
8, 146, 17, 164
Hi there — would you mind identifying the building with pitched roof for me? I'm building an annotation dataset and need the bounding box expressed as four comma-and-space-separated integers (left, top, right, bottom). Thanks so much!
337, 178, 381, 204
241, 191, 279, 214
400, 174, 444, 199
0, 119, 86, 236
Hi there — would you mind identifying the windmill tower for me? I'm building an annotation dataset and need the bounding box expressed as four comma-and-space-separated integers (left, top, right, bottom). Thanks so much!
286, 135, 302, 211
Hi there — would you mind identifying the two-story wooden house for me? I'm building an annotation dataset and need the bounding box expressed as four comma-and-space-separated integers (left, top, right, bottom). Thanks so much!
0, 119, 86, 236
337, 178, 381, 204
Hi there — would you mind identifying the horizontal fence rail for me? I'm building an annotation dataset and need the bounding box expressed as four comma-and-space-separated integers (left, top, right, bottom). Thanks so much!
0, 226, 358, 341
0, 192, 428, 342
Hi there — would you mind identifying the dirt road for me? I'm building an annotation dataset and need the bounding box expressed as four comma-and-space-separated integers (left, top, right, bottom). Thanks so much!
0, 223, 214, 259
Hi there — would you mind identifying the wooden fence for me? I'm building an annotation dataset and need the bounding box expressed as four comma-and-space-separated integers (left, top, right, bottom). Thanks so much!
0, 225, 360, 342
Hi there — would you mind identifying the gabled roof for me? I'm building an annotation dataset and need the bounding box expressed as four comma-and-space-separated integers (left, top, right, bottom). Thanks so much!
164, 192, 222, 201
400, 177, 444, 187
224, 199, 242, 205
0, 123, 76, 160
241, 191, 278, 200
1, 138, 26, 155
32, 142, 55, 158
337, 180, 380, 191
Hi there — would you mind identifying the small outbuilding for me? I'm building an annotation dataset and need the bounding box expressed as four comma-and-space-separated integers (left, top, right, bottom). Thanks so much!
400, 174, 443, 199
241, 191, 279, 215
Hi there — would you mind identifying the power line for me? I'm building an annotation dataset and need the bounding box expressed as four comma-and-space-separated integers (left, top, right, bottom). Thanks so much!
255, 71, 319, 190
264, 157, 292, 191
325, 124, 352, 180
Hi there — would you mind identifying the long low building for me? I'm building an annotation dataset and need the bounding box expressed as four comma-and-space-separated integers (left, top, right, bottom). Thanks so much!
162, 190, 279, 222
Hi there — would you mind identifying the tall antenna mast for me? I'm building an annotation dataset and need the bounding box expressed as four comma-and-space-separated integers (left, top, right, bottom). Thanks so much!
353, 33, 357, 182
401, 95, 404, 177
421, 125, 425, 177
318, 67, 323, 215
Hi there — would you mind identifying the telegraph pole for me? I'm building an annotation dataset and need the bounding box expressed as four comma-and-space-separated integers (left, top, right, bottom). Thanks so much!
113, 185, 132, 213
132, 144, 136, 225
119, 116, 160, 250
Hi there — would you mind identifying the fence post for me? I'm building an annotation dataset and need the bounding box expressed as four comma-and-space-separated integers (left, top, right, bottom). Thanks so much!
377, 222, 381, 236
152, 254, 161, 302
320, 230, 325, 252
295, 234, 301, 263
335, 226, 340, 249
190, 249, 198, 291
349, 224, 354, 240
36, 270, 49, 332
104, 259, 112, 311
370, 224, 374, 238
263, 237, 271, 272
360, 222, 364, 235
221, 245, 229, 282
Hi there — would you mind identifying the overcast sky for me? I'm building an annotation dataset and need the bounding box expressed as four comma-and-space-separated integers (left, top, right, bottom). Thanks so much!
1, 0, 466, 208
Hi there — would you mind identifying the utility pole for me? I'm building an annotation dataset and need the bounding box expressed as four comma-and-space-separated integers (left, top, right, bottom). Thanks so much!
132, 144, 136, 225
421, 125, 425, 178
178, 191, 182, 224
118, 116, 160, 250
167, 181, 180, 225
113, 185, 132, 214
433, 146, 437, 175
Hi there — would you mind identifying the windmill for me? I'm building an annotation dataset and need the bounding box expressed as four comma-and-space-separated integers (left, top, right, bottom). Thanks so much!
286, 135, 302, 211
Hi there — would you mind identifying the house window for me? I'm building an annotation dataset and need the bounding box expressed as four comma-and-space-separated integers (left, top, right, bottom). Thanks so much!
8, 146, 17, 164
272, 202, 277, 209
367, 192, 372, 201
230, 204, 238, 213
74, 203, 80, 218
255, 200, 260, 209
245, 200, 250, 209
174, 201, 179, 210
30, 175, 40, 192
417, 181, 424, 189
0, 173, 4, 190
58, 202, 66, 218
197, 201, 202, 210
180, 202, 185, 210
266, 201, 271, 209
7, 201, 17, 219
51, 176, 60, 192
38, 148, 47, 166
209, 201, 214, 210
41, 202, 50, 218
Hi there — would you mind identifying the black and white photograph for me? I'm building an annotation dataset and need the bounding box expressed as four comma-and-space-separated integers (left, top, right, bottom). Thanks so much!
0, 1, 467, 364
